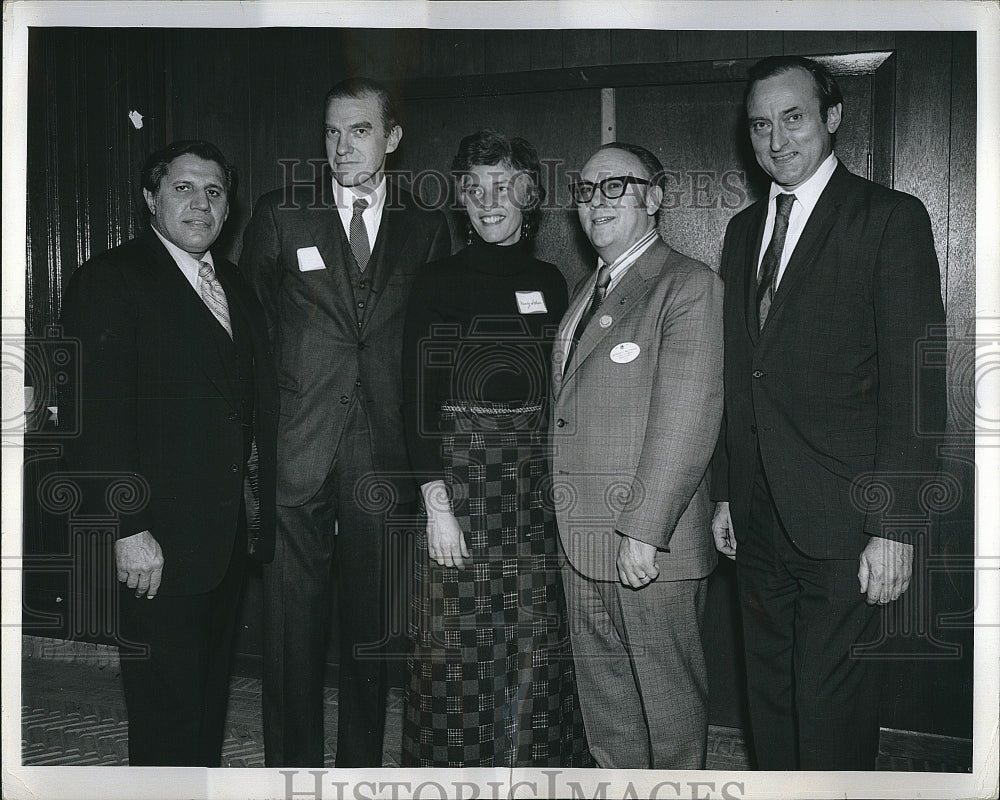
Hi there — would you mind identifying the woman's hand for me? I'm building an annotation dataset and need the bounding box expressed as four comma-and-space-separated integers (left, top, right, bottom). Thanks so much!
421, 480, 471, 568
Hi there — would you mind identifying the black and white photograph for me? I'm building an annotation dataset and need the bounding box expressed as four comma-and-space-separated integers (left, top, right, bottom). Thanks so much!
2, 1, 997, 798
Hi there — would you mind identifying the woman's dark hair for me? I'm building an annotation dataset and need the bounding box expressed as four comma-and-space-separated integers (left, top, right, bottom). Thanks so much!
452, 129, 546, 241
141, 139, 237, 196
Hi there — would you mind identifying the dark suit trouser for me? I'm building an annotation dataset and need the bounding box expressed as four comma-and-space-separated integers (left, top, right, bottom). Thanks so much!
262, 402, 392, 768
737, 469, 883, 770
562, 562, 709, 769
118, 520, 247, 766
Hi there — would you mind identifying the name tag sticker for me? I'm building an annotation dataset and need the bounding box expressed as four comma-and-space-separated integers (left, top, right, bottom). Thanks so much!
516, 291, 548, 314
297, 246, 326, 272
610, 342, 641, 364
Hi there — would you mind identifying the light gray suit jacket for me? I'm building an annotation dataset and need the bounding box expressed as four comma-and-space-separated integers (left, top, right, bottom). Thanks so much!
550, 238, 724, 582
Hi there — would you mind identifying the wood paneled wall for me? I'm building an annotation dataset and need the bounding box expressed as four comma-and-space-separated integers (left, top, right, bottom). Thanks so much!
23, 27, 977, 740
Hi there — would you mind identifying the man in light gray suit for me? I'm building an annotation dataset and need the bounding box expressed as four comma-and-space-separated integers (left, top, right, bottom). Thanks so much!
551, 142, 723, 769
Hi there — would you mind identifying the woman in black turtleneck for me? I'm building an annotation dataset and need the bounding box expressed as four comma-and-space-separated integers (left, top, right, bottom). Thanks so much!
400, 130, 590, 768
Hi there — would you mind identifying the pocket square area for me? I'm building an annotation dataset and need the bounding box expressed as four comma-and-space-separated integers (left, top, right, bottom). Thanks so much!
296, 246, 326, 271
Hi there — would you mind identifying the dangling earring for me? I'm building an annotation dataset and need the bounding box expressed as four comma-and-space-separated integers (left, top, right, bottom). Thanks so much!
466, 223, 474, 247
520, 219, 531, 242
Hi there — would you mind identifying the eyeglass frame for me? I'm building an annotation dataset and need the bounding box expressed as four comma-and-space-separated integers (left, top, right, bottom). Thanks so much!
568, 175, 651, 204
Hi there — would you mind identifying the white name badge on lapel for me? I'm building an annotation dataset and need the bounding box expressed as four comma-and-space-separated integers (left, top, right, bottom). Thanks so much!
610, 342, 641, 364
296, 246, 326, 272
515, 291, 548, 314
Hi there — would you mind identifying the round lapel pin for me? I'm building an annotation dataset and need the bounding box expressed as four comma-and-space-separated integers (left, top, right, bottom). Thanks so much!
599, 314, 613, 328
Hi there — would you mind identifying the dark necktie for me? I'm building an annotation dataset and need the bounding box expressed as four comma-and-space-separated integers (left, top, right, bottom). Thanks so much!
756, 192, 796, 330
349, 197, 371, 271
197, 260, 232, 338
566, 264, 612, 368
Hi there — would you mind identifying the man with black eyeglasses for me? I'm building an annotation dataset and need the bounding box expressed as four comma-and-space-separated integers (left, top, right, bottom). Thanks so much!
550, 142, 724, 768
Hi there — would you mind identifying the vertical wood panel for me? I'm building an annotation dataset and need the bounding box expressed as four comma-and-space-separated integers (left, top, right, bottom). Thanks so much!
857, 31, 896, 51
946, 32, 976, 322
422, 29, 458, 76
610, 30, 678, 64
527, 30, 563, 70
676, 31, 747, 62
747, 31, 782, 59
452, 29, 486, 76
562, 29, 610, 67
781, 31, 858, 55
893, 32, 952, 277
484, 30, 532, 73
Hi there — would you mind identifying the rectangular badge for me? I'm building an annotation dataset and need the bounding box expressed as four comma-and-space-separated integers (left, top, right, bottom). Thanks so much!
515, 290, 548, 314
296, 246, 326, 272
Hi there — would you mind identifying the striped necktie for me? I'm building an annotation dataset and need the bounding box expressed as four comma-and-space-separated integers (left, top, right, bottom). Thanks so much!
566, 263, 612, 369
198, 260, 232, 338
756, 192, 796, 330
349, 197, 371, 271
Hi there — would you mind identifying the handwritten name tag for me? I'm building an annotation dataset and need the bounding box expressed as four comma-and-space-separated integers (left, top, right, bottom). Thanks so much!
296, 246, 326, 272
610, 342, 641, 364
515, 291, 548, 314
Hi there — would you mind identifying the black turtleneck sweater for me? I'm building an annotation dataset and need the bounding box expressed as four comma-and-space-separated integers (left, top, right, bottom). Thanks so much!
401, 239, 569, 478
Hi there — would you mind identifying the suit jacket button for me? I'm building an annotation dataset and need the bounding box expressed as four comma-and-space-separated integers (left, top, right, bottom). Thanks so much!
228, 412, 239, 422
750, 423, 757, 434
230, 463, 240, 473
339, 395, 349, 404
752, 370, 765, 378
556, 418, 565, 428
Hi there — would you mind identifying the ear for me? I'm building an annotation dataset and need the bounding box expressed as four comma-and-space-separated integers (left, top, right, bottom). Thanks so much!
385, 125, 402, 155
645, 184, 664, 217
826, 102, 843, 135
143, 188, 156, 215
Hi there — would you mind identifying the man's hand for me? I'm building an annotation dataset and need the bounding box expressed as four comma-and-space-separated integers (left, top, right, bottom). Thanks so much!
617, 534, 660, 589
711, 501, 737, 560
421, 480, 471, 569
115, 530, 164, 599
858, 536, 913, 605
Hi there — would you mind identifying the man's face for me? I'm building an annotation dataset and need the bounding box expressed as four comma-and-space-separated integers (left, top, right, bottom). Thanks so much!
143, 153, 229, 258
325, 92, 402, 189
746, 66, 842, 191
576, 148, 661, 265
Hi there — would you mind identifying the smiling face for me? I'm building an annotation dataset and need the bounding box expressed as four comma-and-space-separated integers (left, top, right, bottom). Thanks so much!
576, 148, 662, 265
746, 66, 842, 191
143, 153, 229, 258
324, 91, 402, 189
460, 163, 532, 246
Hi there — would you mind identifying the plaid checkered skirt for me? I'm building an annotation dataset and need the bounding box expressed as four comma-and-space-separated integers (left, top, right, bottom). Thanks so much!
402, 400, 591, 767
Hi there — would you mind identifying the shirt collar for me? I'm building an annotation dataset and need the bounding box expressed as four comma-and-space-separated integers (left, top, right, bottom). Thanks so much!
151, 226, 213, 285
598, 227, 659, 276
331, 173, 387, 216
769, 152, 838, 214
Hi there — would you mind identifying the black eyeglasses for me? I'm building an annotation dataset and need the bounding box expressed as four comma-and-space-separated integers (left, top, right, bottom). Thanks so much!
569, 175, 650, 204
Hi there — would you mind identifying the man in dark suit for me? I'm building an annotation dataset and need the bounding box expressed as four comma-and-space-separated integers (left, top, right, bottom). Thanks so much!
711, 55, 946, 770
240, 77, 450, 767
552, 143, 723, 768
60, 140, 278, 766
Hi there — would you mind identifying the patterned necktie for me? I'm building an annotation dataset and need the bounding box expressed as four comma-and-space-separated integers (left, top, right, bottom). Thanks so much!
756, 192, 796, 330
198, 260, 232, 338
349, 197, 371, 272
566, 263, 612, 368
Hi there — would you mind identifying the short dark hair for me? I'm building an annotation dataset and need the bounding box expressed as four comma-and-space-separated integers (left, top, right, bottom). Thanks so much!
452, 129, 546, 241
598, 142, 665, 186
140, 139, 237, 196
746, 55, 844, 122
324, 77, 400, 135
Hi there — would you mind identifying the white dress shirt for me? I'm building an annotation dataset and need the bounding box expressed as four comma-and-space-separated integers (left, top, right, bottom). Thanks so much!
559, 226, 659, 376
333, 174, 388, 246
757, 152, 838, 288
151, 226, 215, 293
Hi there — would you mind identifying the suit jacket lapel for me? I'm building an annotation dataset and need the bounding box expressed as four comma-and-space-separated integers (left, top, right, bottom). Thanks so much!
743, 201, 767, 345
140, 233, 239, 406
365, 187, 412, 324
560, 239, 667, 385
306, 175, 361, 322
764, 167, 845, 327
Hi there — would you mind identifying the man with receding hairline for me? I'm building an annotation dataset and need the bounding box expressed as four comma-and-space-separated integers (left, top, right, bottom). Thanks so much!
712, 55, 945, 769
552, 141, 723, 768
241, 77, 450, 767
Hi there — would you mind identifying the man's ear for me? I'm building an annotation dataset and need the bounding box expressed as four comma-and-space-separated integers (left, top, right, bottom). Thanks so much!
645, 184, 664, 217
142, 188, 156, 215
826, 102, 843, 135
385, 125, 403, 155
